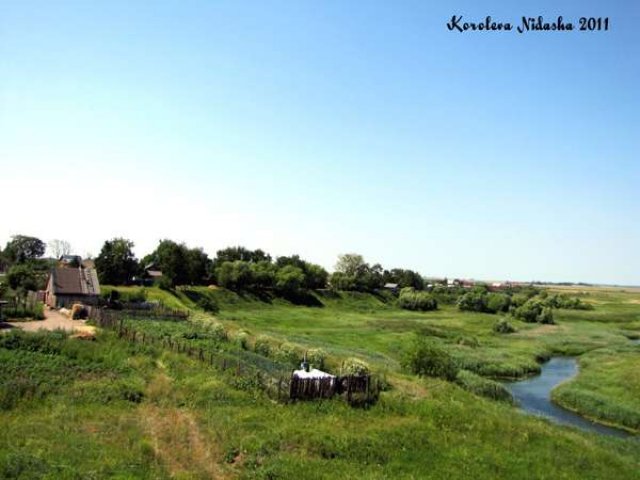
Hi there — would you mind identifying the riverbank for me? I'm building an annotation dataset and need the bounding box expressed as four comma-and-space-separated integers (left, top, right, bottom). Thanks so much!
551, 345, 640, 434
504, 357, 637, 438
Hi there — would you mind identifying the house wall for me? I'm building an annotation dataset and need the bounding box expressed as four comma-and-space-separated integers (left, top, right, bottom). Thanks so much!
55, 295, 99, 308
45, 275, 56, 308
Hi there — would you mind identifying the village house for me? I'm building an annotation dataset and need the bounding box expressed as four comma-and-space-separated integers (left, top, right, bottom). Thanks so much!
45, 266, 101, 308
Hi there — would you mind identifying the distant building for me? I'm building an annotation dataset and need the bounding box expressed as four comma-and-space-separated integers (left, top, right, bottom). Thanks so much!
45, 267, 101, 308
58, 255, 82, 267
383, 283, 399, 293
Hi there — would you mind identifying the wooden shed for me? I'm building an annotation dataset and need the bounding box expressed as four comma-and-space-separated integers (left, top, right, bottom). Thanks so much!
45, 267, 101, 308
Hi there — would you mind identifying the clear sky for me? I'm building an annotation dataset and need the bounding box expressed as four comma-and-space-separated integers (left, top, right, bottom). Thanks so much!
1, 1, 638, 284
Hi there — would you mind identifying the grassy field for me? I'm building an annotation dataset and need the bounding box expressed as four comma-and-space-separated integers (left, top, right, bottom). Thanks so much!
1, 329, 639, 479
2, 284, 639, 478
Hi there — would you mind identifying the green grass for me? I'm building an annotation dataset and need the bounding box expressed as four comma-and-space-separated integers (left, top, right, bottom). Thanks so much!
8, 284, 633, 477
2, 328, 640, 479
552, 345, 640, 432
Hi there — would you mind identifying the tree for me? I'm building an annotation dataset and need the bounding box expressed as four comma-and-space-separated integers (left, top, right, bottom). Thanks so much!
275, 265, 305, 294
383, 268, 425, 290
7, 264, 39, 291
47, 239, 72, 258
250, 261, 276, 289
303, 263, 328, 289
457, 290, 487, 312
332, 253, 382, 292
334, 253, 367, 277
485, 293, 511, 313
95, 238, 138, 285
277, 255, 328, 289
215, 261, 253, 290
214, 246, 271, 266
3, 235, 46, 264
151, 240, 189, 287
185, 247, 211, 285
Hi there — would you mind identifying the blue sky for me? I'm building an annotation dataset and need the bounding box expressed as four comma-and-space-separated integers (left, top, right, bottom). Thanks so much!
1, 1, 638, 284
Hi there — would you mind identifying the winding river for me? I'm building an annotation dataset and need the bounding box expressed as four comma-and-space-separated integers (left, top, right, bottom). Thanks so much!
503, 357, 633, 438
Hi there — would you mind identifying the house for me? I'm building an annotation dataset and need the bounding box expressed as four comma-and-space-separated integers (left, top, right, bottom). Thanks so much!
58, 255, 82, 267
45, 267, 100, 308
383, 283, 399, 293
139, 262, 163, 286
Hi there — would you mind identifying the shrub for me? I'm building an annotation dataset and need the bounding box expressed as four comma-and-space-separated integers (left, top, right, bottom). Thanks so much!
493, 319, 516, 334
398, 289, 438, 311
307, 348, 327, 370
275, 342, 300, 365
402, 338, 458, 381
254, 335, 272, 356
209, 322, 227, 341
33, 301, 45, 320
455, 369, 513, 403
341, 357, 370, 376
485, 293, 511, 313
233, 330, 249, 349
196, 296, 219, 313
457, 290, 487, 313
512, 299, 554, 324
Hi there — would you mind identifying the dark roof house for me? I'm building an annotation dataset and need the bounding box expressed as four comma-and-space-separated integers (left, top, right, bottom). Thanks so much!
45, 267, 100, 308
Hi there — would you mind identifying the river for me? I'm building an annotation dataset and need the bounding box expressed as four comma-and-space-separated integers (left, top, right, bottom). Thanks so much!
503, 357, 634, 438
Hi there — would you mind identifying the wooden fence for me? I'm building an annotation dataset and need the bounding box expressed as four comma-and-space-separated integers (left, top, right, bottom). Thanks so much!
87, 307, 292, 403
87, 307, 379, 406
289, 374, 379, 405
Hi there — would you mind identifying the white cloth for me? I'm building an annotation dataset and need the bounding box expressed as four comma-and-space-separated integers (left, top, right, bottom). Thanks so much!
292, 368, 335, 379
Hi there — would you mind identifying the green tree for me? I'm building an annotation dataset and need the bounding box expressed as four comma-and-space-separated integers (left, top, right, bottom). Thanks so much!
7, 264, 39, 291
215, 261, 253, 290
95, 238, 138, 285
485, 293, 511, 313
214, 246, 271, 266
275, 265, 305, 294
3, 235, 46, 264
334, 253, 367, 277
150, 240, 190, 287
303, 263, 328, 289
277, 255, 328, 289
250, 261, 276, 289
185, 247, 211, 285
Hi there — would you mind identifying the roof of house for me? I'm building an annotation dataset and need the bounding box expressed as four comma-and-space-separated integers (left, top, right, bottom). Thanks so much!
49, 267, 100, 296
384, 283, 399, 289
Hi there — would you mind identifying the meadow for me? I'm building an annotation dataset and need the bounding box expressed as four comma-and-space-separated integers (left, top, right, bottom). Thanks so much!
1, 284, 639, 478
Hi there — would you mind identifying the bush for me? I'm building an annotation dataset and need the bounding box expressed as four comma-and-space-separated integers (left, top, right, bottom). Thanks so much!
275, 342, 300, 365
398, 289, 438, 311
402, 337, 458, 381
512, 299, 554, 324
232, 330, 249, 349
485, 293, 511, 313
307, 348, 327, 370
196, 296, 219, 313
455, 370, 513, 403
341, 357, 370, 376
254, 335, 272, 356
493, 319, 516, 334
33, 301, 45, 320
457, 290, 487, 313
209, 322, 227, 341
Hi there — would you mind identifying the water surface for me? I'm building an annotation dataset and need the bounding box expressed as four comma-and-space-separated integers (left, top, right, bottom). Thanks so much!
503, 357, 632, 438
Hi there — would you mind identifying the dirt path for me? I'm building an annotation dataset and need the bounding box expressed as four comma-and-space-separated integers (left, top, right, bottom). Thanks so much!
7, 308, 96, 333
